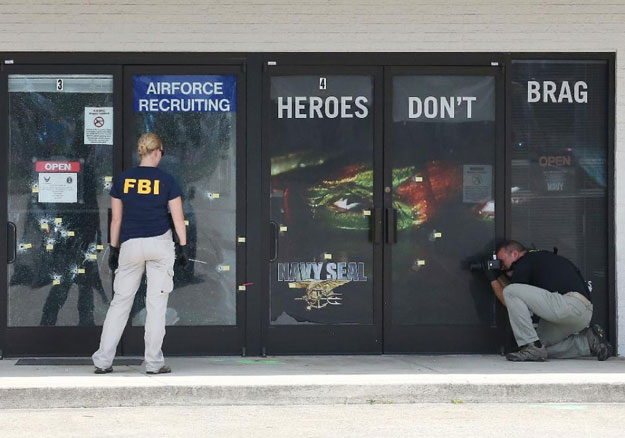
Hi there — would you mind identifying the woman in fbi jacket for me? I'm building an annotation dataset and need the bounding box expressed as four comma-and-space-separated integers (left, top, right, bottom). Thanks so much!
92, 133, 188, 374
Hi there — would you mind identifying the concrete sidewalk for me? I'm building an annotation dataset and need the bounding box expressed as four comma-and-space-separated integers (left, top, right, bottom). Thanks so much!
1, 355, 624, 408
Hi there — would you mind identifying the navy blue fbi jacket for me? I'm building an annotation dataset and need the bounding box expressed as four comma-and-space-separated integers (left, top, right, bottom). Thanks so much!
509, 250, 591, 302
110, 166, 183, 244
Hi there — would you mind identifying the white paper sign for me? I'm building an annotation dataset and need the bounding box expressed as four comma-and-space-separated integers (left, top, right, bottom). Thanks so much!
463, 165, 492, 203
84, 107, 113, 145
38, 173, 77, 203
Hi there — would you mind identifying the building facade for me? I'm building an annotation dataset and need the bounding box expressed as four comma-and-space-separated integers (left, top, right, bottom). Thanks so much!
0, 0, 621, 357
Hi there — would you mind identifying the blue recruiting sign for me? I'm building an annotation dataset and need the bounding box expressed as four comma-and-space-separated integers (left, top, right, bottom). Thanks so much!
133, 75, 237, 113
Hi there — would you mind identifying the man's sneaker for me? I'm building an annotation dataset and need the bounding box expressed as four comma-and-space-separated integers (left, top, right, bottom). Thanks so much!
146, 365, 171, 375
94, 366, 113, 374
506, 342, 547, 362
584, 324, 613, 361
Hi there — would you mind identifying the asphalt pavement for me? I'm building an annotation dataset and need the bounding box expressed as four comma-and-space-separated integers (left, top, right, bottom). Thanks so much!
1, 403, 623, 438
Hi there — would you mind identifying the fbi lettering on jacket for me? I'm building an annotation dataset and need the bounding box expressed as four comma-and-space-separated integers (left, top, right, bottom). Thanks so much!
123, 178, 161, 195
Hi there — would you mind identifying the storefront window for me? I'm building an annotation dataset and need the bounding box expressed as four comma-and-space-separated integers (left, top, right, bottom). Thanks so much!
510, 60, 609, 325
268, 75, 375, 325
390, 74, 497, 326
7, 74, 114, 327
129, 74, 238, 326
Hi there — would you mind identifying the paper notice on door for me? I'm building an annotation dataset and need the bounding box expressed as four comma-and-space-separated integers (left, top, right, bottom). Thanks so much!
84, 107, 113, 145
38, 173, 77, 203
463, 165, 492, 203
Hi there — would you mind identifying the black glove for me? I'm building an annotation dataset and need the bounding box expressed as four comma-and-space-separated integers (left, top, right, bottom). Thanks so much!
177, 244, 189, 267
108, 246, 120, 272
485, 268, 501, 282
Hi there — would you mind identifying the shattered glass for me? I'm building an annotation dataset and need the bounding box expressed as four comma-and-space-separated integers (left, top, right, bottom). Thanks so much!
129, 75, 237, 326
7, 74, 114, 327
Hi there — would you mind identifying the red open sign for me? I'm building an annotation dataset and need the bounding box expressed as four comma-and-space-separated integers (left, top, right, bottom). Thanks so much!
35, 161, 81, 173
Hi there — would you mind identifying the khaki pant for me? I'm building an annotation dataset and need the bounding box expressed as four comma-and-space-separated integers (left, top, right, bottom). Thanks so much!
92, 231, 175, 372
503, 283, 593, 358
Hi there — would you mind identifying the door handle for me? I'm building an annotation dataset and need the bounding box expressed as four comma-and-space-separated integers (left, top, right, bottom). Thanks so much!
386, 208, 398, 244
393, 208, 398, 243
7, 221, 16, 264
371, 208, 382, 244
269, 221, 279, 262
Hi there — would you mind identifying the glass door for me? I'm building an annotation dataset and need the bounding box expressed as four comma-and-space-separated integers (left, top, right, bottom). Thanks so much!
384, 66, 504, 352
263, 67, 383, 353
121, 66, 245, 355
1, 66, 121, 355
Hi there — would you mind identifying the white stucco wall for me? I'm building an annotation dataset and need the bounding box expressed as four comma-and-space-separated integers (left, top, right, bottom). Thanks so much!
0, 0, 623, 353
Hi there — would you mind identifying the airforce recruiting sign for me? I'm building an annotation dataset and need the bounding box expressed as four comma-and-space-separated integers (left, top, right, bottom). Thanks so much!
133, 75, 237, 113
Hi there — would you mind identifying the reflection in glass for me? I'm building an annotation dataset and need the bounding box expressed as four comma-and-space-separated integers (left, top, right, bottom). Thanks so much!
269, 75, 375, 325
7, 75, 114, 326
391, 75, 497, 326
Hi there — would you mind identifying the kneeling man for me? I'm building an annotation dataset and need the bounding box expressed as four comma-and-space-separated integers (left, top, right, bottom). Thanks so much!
488, 240, 612, 362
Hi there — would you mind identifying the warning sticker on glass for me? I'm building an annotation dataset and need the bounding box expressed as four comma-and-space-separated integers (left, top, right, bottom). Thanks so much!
84, 107, 113, 145
38, 173, 77, 203
463, 165, 492, 203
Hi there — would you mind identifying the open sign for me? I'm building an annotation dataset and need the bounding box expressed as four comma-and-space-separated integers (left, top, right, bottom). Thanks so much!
35, 161, 81, 173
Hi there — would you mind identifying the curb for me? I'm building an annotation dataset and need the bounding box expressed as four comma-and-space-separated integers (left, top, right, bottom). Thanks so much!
3, 382, 625, 408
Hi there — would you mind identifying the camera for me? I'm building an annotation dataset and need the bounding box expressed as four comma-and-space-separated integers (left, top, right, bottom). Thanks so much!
469, 255, 502, 272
